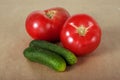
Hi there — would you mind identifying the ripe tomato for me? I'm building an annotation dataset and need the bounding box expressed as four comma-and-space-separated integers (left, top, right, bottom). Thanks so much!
60, 14, 101, 56
25, 7, 70, 41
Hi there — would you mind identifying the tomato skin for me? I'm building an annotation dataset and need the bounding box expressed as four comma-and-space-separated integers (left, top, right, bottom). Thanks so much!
25, 11, 52, 40
60, 14, 101, 56
25, 7, 70, 41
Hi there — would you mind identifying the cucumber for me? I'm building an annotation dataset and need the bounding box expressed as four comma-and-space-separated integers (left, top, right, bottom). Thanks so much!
23, 47, 66, 72
29, 40, 77, 65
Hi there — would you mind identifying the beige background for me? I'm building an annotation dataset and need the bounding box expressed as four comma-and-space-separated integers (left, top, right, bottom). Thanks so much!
0, 0, 120, 80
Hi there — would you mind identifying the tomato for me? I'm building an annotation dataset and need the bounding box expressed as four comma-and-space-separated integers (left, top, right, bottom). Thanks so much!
60, 14, 101, 56
25, 7, 70, 41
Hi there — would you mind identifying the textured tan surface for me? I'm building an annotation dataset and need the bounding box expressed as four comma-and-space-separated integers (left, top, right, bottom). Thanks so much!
0, 0, 120, 80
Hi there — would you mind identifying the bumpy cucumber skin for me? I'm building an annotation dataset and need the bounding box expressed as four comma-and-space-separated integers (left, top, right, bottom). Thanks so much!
29, 40, 77, 65
23, 47, 66, 72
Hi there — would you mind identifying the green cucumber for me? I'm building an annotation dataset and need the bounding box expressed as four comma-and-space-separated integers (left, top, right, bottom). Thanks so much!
29, 40, 77, 65
23, 47, 66, 72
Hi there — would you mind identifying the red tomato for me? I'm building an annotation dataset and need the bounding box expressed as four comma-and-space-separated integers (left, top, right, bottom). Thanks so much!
60, 14, 101, 56
25, 7, 70, 41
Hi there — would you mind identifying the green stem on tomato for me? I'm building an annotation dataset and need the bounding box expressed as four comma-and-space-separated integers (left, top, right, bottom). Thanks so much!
70, 23, 89, 36
46, 10, 56, 19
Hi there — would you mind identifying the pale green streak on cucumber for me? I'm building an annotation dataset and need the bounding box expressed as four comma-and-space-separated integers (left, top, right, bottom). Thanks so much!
29, 40, 77, 65
23, 47, 66, 72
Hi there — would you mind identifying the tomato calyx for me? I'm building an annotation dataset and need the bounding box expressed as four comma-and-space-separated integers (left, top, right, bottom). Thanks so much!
70, 23, 88, 36
46, 10, 56, 19
77, 25, 88, 36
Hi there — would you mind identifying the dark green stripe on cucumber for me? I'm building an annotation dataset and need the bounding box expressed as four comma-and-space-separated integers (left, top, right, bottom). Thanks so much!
29, 40, 77, 65
23, 47, 66, 72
